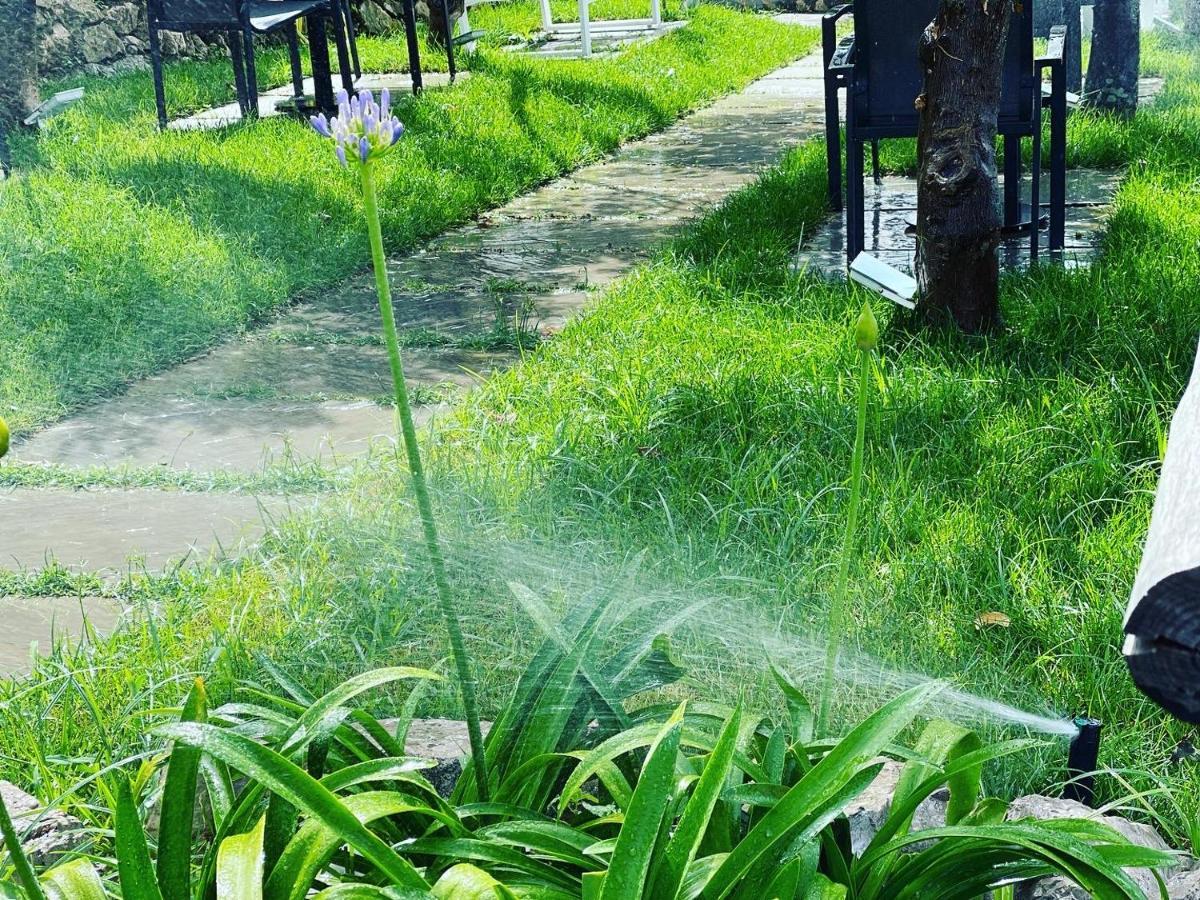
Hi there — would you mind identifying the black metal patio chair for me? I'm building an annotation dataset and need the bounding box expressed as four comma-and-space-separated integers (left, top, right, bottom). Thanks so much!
147, 0, 359, 129
822, 1, 1069, 266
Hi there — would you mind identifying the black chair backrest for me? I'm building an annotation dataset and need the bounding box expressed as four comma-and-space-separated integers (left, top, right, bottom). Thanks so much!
151, 0, 240, 28
852, 0, 1035, 136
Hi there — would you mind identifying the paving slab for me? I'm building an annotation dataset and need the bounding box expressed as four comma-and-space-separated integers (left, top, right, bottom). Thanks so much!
169, 72, 460, 132
0, 488, 307, 574
0, 596, 123, 677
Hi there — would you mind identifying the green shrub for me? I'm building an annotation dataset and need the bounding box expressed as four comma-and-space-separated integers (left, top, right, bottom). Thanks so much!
0, 595, 1173, 898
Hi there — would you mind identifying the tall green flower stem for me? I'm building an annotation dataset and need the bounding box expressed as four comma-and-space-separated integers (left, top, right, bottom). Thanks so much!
360, 160, 491, 800
818, 302, 877, 735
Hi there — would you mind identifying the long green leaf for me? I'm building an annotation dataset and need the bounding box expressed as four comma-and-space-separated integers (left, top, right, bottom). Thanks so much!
281, 668, 440, 757
157, 723, 430, 893
115, 776, 165, 900
266, 792, 459, 900
600, 704, 686, 900
655, 707, 742, 900
217, 816, 266, 900
403, 837, 579, 891
41, 860, 105, 900
510, 583, 630, 732
705, 684, 938, 899
158, 678, 208, 898
432, 863, 511, 899
892, 720, 982, 828
557, 723, 663, 817
869, 823, 1164, 900
0, 785, 46, 900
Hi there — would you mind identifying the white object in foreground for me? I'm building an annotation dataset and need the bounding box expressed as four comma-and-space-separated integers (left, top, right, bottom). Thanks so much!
1124, 335, 1200, 724
849, 252, 918, 310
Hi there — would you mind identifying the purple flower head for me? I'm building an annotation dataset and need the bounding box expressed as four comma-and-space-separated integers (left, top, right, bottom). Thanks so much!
310, 88, 405, 167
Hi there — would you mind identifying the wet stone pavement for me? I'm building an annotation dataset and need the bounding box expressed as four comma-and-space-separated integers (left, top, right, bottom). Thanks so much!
796, 169, 1123, 277
1, 21, 830, 667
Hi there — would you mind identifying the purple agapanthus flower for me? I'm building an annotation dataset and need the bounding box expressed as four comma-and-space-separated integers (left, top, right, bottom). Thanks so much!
311, 88, 404, 167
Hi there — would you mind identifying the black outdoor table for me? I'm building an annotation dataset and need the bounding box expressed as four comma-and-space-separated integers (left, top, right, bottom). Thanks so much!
305, 0, 426, 116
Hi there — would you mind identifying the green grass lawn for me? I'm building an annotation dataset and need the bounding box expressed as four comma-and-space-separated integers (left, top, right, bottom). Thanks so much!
0, 6, 814, 436
4, 24, 1200, 852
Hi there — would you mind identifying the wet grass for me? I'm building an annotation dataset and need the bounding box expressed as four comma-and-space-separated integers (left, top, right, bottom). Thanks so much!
0, 8, 816, 436
0, 458, 349, 494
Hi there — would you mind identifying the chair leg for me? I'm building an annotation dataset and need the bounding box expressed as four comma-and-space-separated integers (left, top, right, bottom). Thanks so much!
1031, 111, 1042, 263
871, 139, 881, 185
342, 0, 362, 78
540, 0, 554, 31
229, 30, 251, 117
579, 0, 592, 57
824, 78, 843, 211
441, 0, 458, 82
148, 25, 168, 129
243, 26, 260, 118
1050, 62, 1068, 252
402, 0, 424, 94
286, 24, 305, 100
331, 9, 355, 95
1003, 133, 1022, 229
846, 139, 864, 264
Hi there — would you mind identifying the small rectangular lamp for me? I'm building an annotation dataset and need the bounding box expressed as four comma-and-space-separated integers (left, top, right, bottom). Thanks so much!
24, 88, 85, 127
849, 252, 918, 310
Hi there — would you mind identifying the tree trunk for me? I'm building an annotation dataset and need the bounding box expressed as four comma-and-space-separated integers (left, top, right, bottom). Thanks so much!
914, 0, 1012, 334
0, 0, 38, 173
1185, 0, 1200, 36
1085, 0, 1140, 115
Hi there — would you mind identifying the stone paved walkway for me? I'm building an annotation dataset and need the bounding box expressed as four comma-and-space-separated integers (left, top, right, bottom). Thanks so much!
4, 27, 828, 593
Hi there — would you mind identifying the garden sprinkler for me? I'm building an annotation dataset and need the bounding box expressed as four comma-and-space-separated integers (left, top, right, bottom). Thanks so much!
1063, 716, 1102, 807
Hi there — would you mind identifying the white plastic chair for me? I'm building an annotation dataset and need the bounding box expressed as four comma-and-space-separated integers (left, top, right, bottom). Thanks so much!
538, 0, 663, 57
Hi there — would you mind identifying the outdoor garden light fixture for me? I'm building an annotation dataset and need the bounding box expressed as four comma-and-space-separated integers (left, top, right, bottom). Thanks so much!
1064, 717, 1102, 808
848, 252, 918, 310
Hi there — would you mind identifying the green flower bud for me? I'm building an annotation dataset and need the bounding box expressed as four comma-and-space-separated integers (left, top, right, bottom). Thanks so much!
854, 301, 879, 352
0, 416, 8, 460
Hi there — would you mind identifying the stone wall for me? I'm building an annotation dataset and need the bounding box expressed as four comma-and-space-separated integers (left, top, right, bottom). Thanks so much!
37, 0, 223, 78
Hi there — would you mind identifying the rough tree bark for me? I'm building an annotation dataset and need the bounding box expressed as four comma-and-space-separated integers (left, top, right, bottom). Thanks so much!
0, 0, 38, 174
914, 0, 1012, 334
1085, 0, 1140, 115
1185, 0, 1200, 36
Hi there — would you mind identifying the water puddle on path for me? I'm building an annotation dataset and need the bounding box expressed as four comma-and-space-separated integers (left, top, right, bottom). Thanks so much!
0, 595, 121, 677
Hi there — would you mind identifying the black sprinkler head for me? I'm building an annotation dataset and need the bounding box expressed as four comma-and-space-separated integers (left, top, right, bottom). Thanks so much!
1063, 717, 1102, 807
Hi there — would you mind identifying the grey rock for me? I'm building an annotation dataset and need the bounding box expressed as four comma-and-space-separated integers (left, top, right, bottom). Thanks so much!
359, 0, 400, 35
81, 23, 121, 63
842, 760, 948, 855
59, 0, 102, 27
40, 24, 74, 68
0, 782, 85, 868
389, 717, 494, 798
107, 2, 142, 36
1008, 796, 1177, 900
1167, 867, 1200, 899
